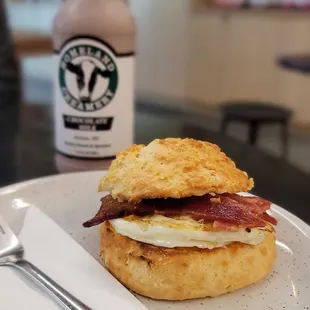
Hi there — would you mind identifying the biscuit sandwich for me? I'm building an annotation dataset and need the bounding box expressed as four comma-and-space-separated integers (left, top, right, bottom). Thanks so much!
83, 138, 277, 300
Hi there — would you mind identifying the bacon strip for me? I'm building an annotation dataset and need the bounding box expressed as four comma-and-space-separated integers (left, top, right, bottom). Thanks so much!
83, 195, 155, 227
224, 194, 270, 214
154, 195, 266, 227
260, 212, 278, 226
83, 193, 277, 228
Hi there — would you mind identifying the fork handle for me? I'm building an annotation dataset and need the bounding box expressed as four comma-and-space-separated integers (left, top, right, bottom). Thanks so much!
10, 259, 93, 310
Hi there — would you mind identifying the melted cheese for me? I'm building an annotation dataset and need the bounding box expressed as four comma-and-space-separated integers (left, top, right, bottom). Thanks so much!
109, 215, 268, 249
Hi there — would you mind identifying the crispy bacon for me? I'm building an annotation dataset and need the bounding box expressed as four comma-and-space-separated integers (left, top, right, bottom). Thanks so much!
154, 195, 266, 227
224, 194, 271, 214
83, 195, 155, 227
83, 193, 277, 228
260, 212, 278, 226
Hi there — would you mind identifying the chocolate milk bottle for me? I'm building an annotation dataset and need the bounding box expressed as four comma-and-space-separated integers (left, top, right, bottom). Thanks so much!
53, 0, 135, 172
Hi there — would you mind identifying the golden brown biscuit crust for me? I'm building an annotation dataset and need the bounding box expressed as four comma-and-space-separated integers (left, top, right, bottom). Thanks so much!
99, 138, 254, 202
100, 222, 276, 300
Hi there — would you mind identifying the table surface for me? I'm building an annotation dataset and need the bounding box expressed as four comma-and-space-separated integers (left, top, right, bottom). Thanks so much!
1, 100, 310, 224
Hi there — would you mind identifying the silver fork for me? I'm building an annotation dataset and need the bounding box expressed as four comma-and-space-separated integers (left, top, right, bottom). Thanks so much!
0, 215, 92, 310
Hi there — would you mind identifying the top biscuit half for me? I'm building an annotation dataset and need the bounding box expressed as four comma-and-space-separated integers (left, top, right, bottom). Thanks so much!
98, 138, 254, 202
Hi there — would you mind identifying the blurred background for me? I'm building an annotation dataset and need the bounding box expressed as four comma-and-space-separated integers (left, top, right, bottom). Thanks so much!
2, 0, 310, 184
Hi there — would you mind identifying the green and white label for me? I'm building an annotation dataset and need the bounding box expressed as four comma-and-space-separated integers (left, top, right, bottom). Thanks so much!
54, 37, 134, 158
59, 44, 118, 112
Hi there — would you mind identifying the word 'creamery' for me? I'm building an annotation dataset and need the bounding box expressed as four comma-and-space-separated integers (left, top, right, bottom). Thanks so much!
61, 88, 114, 111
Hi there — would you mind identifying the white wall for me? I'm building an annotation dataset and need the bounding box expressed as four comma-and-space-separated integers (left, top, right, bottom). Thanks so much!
187, 10, 310, 123
130, 1, 310, 123
6, 1, 59, 32
129, 0, 190, 100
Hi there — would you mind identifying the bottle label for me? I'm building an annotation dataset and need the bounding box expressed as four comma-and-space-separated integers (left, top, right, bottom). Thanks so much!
54, 36, 134, 158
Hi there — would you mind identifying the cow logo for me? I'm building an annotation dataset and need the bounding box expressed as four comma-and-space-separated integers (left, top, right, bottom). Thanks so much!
59, 42, 118, 112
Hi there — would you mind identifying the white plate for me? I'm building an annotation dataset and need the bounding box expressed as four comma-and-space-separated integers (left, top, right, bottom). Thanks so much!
0, 171, 309, 310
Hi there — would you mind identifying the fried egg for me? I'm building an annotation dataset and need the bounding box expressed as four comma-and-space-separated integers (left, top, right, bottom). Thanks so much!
109, 215, 270, 249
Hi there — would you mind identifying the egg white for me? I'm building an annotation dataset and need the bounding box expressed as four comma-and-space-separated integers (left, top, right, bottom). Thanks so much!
109, 215, 268, 249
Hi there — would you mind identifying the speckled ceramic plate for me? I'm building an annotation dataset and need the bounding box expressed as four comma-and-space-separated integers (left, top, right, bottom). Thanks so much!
0, 171, 309, 310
